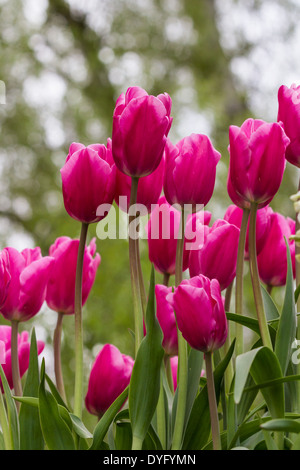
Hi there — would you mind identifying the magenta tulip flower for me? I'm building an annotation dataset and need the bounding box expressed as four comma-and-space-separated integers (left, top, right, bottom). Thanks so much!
112, 86, 172, 178
257, 211, 296, 287
85, 343, 134, 418
0, 247, 54, 323
0, 250, 11, 309
60, 139, 116, 224
167, 275, 228, 353
114, 156, 165, 213
0, 325, 44, 390
189, 220, 240, 290
228, 118, 289, 207
146, 196, 211, 278
155, 284, 178, 356
46, 236, 101, 315
224, 204, 273, 259
163, 134, 221, 208
170, 356, 178, 391
277, 83, 300, 167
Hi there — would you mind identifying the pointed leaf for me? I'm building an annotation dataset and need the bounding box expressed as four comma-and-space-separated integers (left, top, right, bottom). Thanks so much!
0, 365, 19, 449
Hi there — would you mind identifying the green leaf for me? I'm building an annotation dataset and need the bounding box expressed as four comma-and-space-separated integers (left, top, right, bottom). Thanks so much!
182, 339, 235, 450
234, 347, 284, 420
38, 359, 75, 450
19, 328, 44, 450
114, 421, 132, 450
226, 312, 277, 342
129, 266, 164, 444
89, 387, 129, 450
0, 365, 19, 449
275, 238, 297, 375
261, 284, 280, 321
261, 419, 300, 434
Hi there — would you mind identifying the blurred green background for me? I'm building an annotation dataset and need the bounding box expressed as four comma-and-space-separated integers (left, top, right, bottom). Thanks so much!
1, 0, 300, 427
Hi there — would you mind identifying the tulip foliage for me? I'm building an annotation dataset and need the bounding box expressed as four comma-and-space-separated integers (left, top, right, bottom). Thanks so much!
1, 84, 300, 452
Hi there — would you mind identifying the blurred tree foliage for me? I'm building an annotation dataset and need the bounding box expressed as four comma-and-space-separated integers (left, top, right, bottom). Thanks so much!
0, 0, 300, 423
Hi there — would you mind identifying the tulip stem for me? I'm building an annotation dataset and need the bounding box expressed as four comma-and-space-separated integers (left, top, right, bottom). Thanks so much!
129, 176, 143, 356
163, 272, 170, 287
53, 312, 67, 403
248, 203, 273, 350
172, 208, 188, 450
156, 365, 167, 449
11, 320, 22, 411
223, 281, 234, 393
74, 221, 89, 419
205, 351, 221, 450
235, 207, 250, 357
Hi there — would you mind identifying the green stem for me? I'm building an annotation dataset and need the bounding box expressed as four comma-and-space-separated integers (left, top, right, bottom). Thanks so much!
73, 221, 89, 418
53, 311, 67, 403
0, 382, 13, 449
205, 351, 221, 450
235, 207, 250, 357
163, 272, 170, 287
132, 435, 143, 450
129, 176, 143, 356
11, 320, 22, 411
172, 208, 188, 450
248, 203, 273, 349
223, 281, 234, 393
156, 366, 167, 449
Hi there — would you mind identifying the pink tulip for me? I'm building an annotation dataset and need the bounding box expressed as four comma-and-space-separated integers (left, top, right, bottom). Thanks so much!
0, 247, 54, 323
0, 340, 5, 365
0, 250, 11, 309
114, 156, 165, 213
167, 275, 227, 353
0, 325, 44, 390
277, 84, 300, 167
46, 236, 101, 315
112, 86, 172, 177
60, 140, 116, 224
85, 343, 134, 418
257, 212, 296, 287
228, 118, 289, 207
170, 356, 178, 391
155, 284, 178, 356
189, 220, 240, 290
146, 196, 211, 276
163, 134, 221, 208
224, 204, 273, 259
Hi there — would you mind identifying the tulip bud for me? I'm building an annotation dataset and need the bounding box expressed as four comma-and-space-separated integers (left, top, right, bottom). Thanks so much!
60, 139, 116, 224
189, 220, 240, 291
0, 247, 54, 323
257, 211, 296, 287
167, 275, 227, 353
224, 204, 273, 259
277, 83, 300, 167
228, 118, 289, 207
112, 87, 172, 177
0, 325, 44, 390
85, 344, 134, 418
46, 236, 101, 315
163, 134, 221, 209
155, 284, 178, 356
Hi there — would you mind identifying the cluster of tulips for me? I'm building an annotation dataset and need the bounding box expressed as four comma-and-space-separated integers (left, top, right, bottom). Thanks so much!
1, 83, 300, 451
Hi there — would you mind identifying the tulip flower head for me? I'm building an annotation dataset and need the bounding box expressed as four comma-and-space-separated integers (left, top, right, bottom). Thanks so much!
112, 86, 172, 177
189, 219, 240, 290
163, 134, 221, 209
0, 247, 54, 323
224, 204, 273, 259
46, 236, 101, 315
257, 211, 296, 287
61, 139, 116, 224
155, 284, 178, 356
0, 249, 11, 309
228, 118, 289, 207
0, 325, 44, 390
277, 83, 300, 167
85, 343, 134, 418
167, 275, 228, 353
